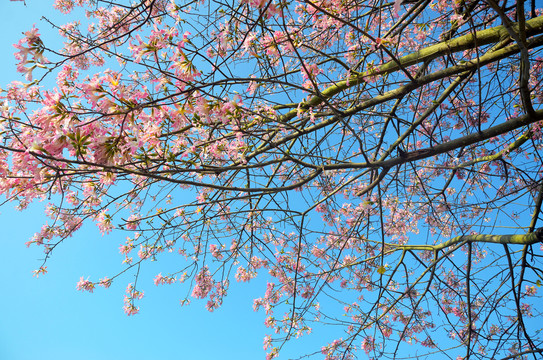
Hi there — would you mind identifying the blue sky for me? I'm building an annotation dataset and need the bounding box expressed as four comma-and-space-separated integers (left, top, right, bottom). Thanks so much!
0, 2, 283, 359
0, 201, 275, 360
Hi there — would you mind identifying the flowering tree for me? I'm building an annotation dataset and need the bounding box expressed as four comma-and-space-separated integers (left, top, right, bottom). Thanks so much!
2, 0, 543, 359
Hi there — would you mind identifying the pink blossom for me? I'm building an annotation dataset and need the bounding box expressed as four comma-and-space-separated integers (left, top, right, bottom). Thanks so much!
95, 210, 114, 235
191, 266, 214, 299
119, 242, 133, 255
263, 335, 273, 350
154, 273, 176, 286
76, 277, 95, 292
525, 285, 537, 296
125, 214, 141, 230
99, 277, 112, 288
361, 336, 375, 354
300, 62, 323, 81
123, 297, 140, 316
32, 266, 47, 278
235, 266, 256, 282
209, 244, 223, 259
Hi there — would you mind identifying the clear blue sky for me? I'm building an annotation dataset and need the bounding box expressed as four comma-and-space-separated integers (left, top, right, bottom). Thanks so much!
0, 2, 305, 359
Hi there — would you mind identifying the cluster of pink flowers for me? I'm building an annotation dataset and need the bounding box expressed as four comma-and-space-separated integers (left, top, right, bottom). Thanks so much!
76, 276, 111, 292
235, 266, 257, 282
205, 281, 228, 312
209, 244, 223, 259
362, 336, 375, 354
99, 277, 112, 288
53, 0, 90, 14
123, 283, 144, 316
32, 266, 48, 278
154, 273, 176, 286
13, 25, 48, 81
76, 277, 95, 293
191, 266, 214, 299
300, 62, 323, 89
95, 210, 114, 235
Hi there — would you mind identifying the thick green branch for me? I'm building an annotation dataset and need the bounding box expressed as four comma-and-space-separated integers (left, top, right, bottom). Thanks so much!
455, 129, 532, 169
256, 34, 543, 166
277, 15, 543, 122
395, 228, 543, 251
376, 15, 543, 76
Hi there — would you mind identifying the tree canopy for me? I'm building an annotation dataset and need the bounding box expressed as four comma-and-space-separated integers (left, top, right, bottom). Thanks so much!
2, 0, 543, 359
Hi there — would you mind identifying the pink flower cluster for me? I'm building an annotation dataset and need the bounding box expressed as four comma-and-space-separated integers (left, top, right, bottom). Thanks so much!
13, 26, 48, 81
191, 266, 214, 299
154, 273, 176, 286
76, 277, 95, 293
123, 283, 143, 316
